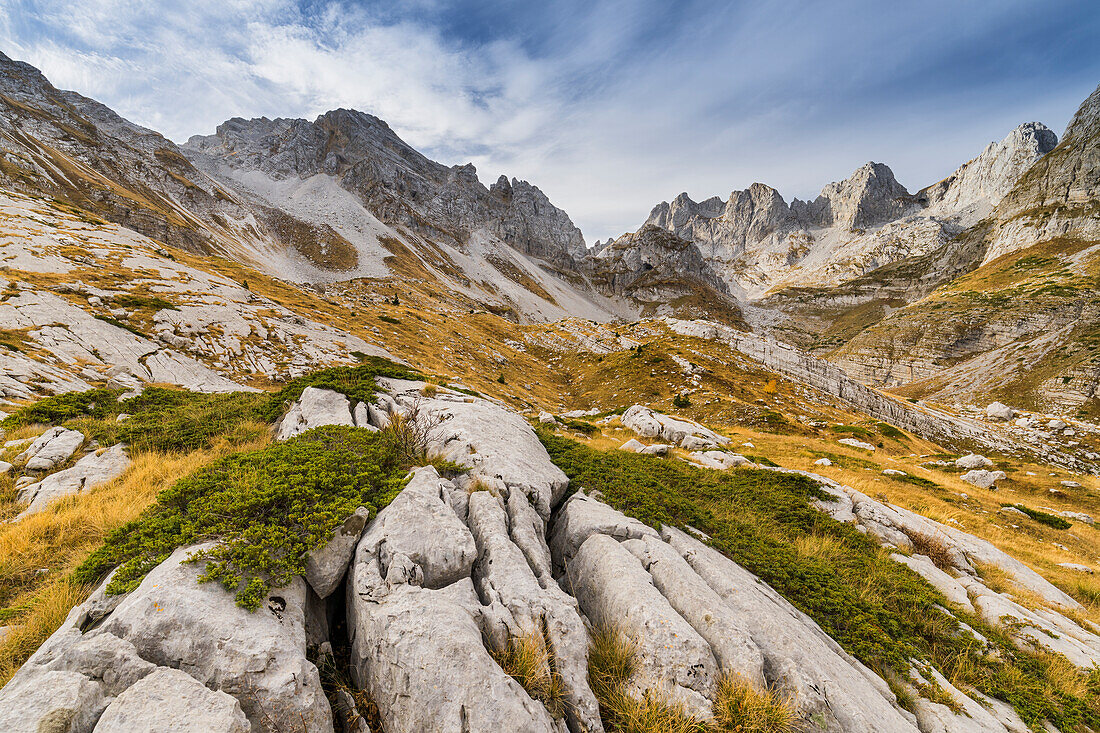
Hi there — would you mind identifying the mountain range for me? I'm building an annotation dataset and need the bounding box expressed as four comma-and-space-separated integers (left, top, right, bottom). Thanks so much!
0, 49, 1098, 733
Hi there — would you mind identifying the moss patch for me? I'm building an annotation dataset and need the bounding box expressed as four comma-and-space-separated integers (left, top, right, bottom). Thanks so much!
73, 426, 407, 610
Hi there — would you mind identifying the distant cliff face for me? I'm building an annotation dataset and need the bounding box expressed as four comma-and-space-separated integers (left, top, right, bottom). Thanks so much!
631, 124, 1057, 298
184, 111, 585, 267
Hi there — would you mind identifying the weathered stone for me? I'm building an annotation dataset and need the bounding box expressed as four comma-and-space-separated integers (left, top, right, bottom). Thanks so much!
620, 404, 730, 450
549, 491, 660, 569
93, 668, 250, 732
955, 454, 993, 470
567, 533, 718, 719
16, 426, 84, 470
839, 437, 876, 451
276, 386, 354, 440
99, 545, 332, 732
960, 469, 1005, 489
890, 553, 974, 612
305, 506, 370, 598
662, 527, 917, 732
623, 534, 765, 686
619, 438, 646, 452
16, 444, 130, 519
985, 402, 1014, 421
466, 490, 603, 733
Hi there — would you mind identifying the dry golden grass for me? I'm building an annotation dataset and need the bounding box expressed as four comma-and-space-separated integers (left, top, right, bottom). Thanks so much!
711, 673, 796, 733
587, 625, 797, 733
0, 429, 270, 685
490, 626, 564, 716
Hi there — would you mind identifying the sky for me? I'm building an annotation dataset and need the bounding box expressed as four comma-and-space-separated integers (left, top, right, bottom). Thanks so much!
2, 0, 1100, 243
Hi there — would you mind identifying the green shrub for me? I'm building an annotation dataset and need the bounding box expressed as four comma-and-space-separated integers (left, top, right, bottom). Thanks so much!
672, 393, 691, 409
2, 388, 122, 427
73, 426, 407, 610
261, 359, 420, 422
875, 423, 907, 440
1004, 504, 1071, 530
378, 315, 401, 324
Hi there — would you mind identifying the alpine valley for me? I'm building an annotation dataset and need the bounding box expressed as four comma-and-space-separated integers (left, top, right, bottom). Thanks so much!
0, 49, 1098, 733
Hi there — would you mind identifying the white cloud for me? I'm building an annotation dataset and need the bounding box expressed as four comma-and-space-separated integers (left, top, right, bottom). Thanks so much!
1, 0, 1096, 242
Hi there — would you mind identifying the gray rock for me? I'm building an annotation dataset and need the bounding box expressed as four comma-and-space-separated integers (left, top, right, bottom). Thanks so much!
960, 469, 1006, 489
1057, 563, 1093, 574
354, 466, 477, 590
16, 444, 130, 518
620, 404, 730, 450
549, 491, 660, 569
662, 526, 918, 732
619, 438, 646, 453
890, 553, 974, 613
0, 460, 11, 474
99, 545, 333, 732
566, 533, 718, 719
380, 378, 569, 519
16, 426, 84, 470
639, 443, 673, 456
814, 457, 833, 466
838, 437, 876, 451
276, 386, 354, 440
622, 534, 765, 686
93, 668, 250, 732
466, 490, 603, 733
0, 669, 105, 733
347, 470, 561, 732
955, 454, 993, 470
1059, 511, 1095, 525
305, 506, 370, 598
985, 402, 1014, 421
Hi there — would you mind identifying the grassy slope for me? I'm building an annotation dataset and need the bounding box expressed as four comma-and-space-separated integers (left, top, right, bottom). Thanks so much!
539, 430, 1100, 729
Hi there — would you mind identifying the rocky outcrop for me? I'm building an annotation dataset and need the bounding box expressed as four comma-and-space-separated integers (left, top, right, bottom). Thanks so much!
581, 225, 731, 302
0, 545, 331, 733
16, 444, 131, 519
620, 404, 731, 450
92, 668, 250, 733
15, 426, 84, 470
185, 112, 585, 268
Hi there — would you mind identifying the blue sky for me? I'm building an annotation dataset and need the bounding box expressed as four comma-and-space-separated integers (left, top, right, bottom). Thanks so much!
2, 0, 1099, 243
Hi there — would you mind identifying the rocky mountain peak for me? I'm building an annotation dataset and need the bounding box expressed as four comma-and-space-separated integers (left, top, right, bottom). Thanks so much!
918, 122, 1058, 221
1061, 81, 1100, 147
799, 161, 912, 230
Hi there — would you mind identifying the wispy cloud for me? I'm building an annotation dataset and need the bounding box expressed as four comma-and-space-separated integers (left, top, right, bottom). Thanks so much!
2, 0, 1099, 242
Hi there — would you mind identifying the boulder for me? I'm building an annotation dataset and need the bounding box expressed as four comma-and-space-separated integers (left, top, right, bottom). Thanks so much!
276, 386, 354, 440
814, 457, 833, 466
99, 545, 333, 732
1058, 563, 1093, 574
882, 469, 907, 477
1047, 419, 1067, 430
537, 411, 558, 425
985, 402, 1014, 421
93, 667, 250, 732
620, 404, 729, 450
305, 506, 370, 598
619, 438, 646, 453
838, 437, 875, 451
1059, 511, 1094, 526
955, 454, 992, 470
16, 426, 85, 470
639, 443, 673, 456
16, 444, 130, 519
0, 461, 11, 474
960, 470, 1006, 489
998, 506, 1028, 520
